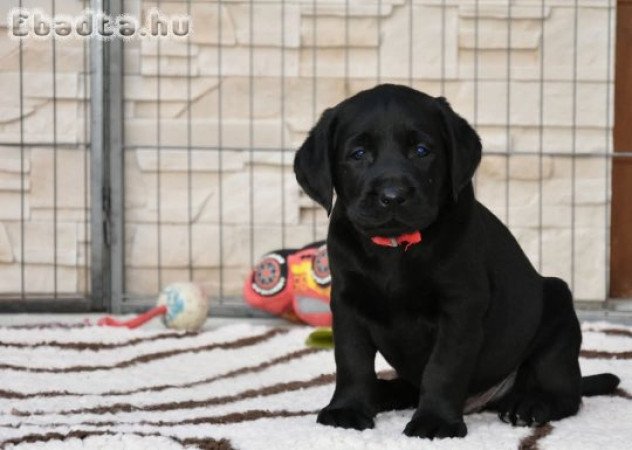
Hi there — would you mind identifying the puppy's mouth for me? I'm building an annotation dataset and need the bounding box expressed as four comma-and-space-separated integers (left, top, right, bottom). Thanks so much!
349, 214, 420, 238
346, 196, 439, 235
347, 206, 435, 236
362, 220, 416, 237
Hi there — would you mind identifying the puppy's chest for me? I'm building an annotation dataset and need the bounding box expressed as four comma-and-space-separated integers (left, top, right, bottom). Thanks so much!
372, 258, 434, 302
347, 264, 439, 323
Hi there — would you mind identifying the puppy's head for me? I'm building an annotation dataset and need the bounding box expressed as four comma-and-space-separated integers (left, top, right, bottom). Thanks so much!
294, 84, 481, 237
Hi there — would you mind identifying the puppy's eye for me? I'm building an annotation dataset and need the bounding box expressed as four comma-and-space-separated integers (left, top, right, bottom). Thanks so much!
415, 144, 430, 157
350, 147, 366, 160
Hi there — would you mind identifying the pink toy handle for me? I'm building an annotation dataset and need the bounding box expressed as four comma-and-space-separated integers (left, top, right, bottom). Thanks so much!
97, 305, 168, 329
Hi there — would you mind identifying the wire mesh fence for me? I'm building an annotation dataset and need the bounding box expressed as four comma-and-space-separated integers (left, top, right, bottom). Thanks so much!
0, 0, 620, 313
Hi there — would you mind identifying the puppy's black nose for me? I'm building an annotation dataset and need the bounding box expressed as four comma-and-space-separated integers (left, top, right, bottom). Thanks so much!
379, 186, 410, 207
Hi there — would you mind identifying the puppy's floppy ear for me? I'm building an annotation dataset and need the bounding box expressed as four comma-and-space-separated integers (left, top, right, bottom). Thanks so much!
294, 108, 336, 214
436, 97, 482, 201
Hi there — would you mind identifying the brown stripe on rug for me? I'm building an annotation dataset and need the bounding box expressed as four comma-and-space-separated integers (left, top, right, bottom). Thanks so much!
135, 408, 319, 428
1, 322, 89, 330
518, 423, 554, 450
7, 408, 319, 431
0, 347, 324, 400
13, 373, 336, 417
0, 327, 288, 373
0, 330, 197, 351
584, 327, 632, 338
580, 349, 632, 359
0, 429, 234, 450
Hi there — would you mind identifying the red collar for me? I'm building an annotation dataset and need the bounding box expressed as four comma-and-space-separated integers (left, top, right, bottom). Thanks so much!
370, 230, 422, 251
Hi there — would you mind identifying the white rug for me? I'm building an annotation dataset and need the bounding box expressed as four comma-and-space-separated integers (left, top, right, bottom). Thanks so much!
0, 321, 630, 450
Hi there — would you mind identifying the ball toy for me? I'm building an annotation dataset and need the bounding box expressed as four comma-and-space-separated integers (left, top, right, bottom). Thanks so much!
157, 282, 209, 331
98, 282, 209, 332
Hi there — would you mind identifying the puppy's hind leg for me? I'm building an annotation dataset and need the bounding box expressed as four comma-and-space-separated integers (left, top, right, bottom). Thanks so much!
493, 277, 582, 426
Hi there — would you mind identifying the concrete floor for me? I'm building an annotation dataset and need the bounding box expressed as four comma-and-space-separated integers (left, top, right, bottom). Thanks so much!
0, 308, 630, 329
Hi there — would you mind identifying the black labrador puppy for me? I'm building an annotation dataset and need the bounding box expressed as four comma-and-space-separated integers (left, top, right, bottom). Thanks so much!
293, 84, 619, 439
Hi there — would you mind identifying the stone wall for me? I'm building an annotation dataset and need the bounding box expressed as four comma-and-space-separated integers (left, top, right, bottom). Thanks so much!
0, 1, 615, 302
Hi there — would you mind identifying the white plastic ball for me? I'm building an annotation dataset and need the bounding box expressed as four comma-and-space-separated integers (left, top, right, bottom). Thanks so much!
157, 282, 209, 331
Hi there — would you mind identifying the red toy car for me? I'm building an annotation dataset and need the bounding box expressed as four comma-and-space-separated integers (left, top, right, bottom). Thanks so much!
243, 242, 332, 327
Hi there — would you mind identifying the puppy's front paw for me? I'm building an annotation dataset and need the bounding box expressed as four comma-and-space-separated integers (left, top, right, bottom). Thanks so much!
403, 410, 467, 439
317, 406, 375, 430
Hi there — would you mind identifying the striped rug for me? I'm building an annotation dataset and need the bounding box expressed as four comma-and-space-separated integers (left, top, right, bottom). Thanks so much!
0, 321, 630, 450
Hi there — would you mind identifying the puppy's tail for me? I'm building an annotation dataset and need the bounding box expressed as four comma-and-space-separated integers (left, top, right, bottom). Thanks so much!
581, 373, 620, 396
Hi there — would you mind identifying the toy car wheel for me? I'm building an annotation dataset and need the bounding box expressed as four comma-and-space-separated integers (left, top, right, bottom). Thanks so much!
311, 245, 331, 286
252, 253, 287, 296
